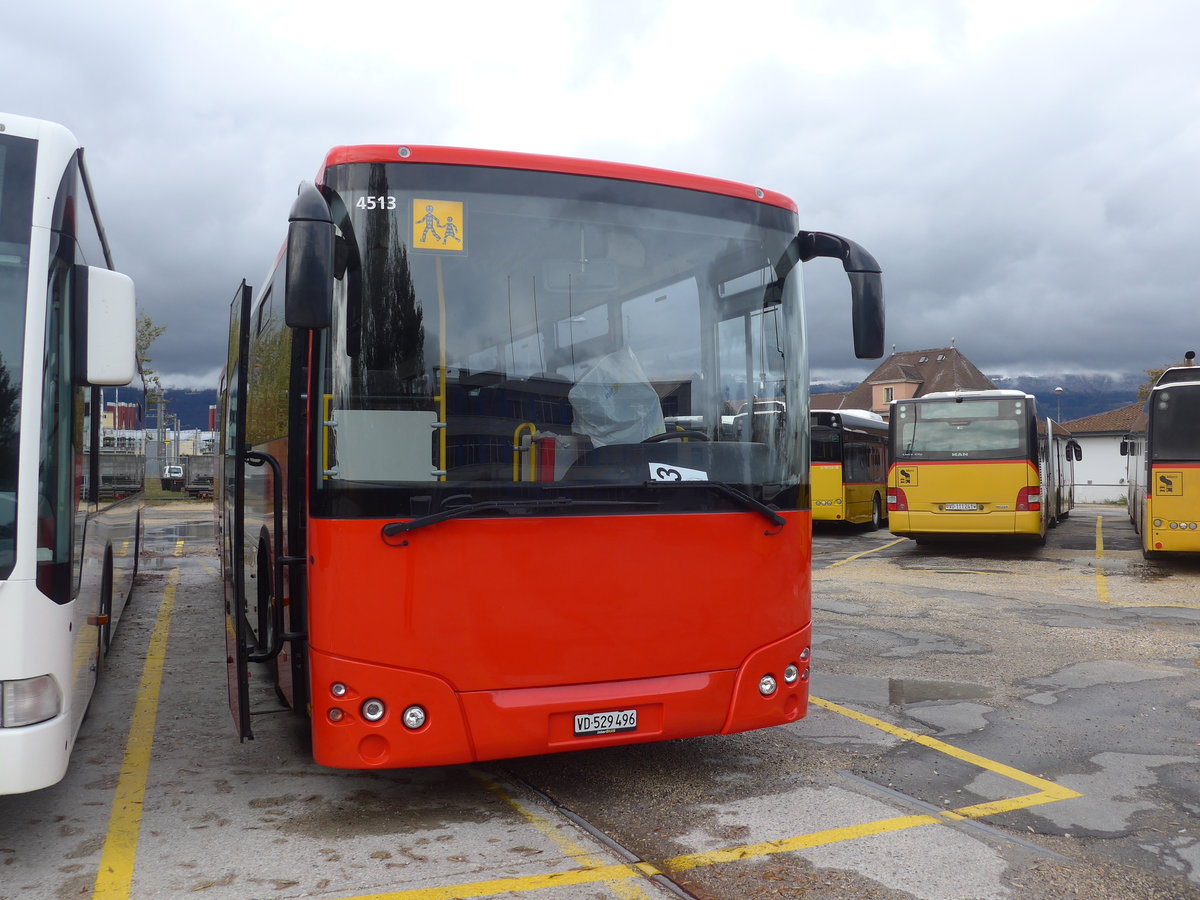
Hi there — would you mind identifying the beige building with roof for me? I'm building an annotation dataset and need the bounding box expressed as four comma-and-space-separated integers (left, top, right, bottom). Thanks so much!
811, 346, 997, 418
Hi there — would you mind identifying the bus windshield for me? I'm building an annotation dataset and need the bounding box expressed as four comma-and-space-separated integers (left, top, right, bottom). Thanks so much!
313, 162, 806, 518
1150, 387, 1200, 460
810, 425, 842, 463
0, 133, 35, 578
893, 396, 1029, 460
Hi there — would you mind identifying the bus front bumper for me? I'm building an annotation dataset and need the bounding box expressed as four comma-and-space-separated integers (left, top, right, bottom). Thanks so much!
307, 627, 810, 770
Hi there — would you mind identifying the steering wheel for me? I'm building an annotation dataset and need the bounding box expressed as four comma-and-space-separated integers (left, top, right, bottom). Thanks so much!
642, 430, 710, 443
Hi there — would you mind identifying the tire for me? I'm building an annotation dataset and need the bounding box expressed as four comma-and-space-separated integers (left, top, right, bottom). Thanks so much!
864, 495, 883, 532
98, 552, 114, 660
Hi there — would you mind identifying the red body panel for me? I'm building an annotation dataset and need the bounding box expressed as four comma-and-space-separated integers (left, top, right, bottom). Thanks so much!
306, 510, 811, 768
318, 145, 798, 213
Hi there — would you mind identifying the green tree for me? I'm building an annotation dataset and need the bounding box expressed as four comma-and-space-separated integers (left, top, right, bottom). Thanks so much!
1138, 368, 1163, 402
137, 312, 166, 399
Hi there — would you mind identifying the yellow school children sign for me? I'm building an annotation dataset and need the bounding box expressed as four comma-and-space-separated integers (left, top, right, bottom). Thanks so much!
412, 198, 465, 252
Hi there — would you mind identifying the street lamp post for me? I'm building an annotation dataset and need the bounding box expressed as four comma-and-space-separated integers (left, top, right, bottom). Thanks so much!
1054, 386, 1064, 422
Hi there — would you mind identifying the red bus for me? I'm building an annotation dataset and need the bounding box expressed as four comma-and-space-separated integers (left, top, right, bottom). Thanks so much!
218, 145, 884, 769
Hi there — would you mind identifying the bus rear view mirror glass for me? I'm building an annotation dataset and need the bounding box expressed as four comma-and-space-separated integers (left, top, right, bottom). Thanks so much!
79, 265, 136, 385
284, 182, 334, 329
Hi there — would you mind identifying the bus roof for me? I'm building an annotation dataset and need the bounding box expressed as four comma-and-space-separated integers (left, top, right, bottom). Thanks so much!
912, 389, 1033, 401
1152, 365, 1200, 389
811, 409, 886, 432
0, 112, 78, 146
318, 145, 798, 213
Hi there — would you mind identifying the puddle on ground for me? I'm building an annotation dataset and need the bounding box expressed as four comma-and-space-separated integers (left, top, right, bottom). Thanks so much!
887, 678, 992, 705
144, 522, 215, 543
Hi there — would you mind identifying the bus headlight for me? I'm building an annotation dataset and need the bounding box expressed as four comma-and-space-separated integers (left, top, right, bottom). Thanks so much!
361, 699, 386, 722
783, 664, 800, 684
1, 675, 61, 728
758, 674, 778, 696
402, 706, 427, 730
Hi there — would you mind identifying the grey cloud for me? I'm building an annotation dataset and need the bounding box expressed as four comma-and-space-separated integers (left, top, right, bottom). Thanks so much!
5, 1, 1199, 386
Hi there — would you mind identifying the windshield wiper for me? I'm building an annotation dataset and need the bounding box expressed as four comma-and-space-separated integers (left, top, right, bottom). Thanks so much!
643, 480, 786, 529
381, 497, 658, 537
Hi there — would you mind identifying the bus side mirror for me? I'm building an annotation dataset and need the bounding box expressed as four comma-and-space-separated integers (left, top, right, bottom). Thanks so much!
847, 270, 885, 360
1070, 440, 1082, 461
75, 265, 136, 385
284, 181, 334, 330
781, 232, 885, 360
1119, 440, 1129, 456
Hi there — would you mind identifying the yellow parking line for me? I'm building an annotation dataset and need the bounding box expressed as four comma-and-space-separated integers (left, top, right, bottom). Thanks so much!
810, 697, 1080, 806
664, 813, 941, 872
825, 537, 906, 568
334, 862, 658, 899
1095, 516, 1113, 604
91, 568, 179, 900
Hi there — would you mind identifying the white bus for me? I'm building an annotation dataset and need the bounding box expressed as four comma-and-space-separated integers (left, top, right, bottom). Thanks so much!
0, 113, 140, 794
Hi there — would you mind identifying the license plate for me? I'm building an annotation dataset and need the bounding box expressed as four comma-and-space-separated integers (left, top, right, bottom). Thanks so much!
574, 709, 637, 736
944, 502, 979, 511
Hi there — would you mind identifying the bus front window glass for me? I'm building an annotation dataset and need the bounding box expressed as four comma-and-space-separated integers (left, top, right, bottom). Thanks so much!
0, 134, 35, 578
1152, 390, 1200, 460
810, 426, 841, 463
899, 398, 1027, 459
315, 164, 804, 516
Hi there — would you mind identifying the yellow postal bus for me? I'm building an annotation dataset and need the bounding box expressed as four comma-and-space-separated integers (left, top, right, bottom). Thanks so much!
887, 390, 1078, 543
810, 410, 888, 528
1122, 353, 1200, 558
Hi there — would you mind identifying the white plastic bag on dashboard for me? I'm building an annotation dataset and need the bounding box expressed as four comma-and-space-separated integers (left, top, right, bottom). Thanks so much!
568, 348, 665, 446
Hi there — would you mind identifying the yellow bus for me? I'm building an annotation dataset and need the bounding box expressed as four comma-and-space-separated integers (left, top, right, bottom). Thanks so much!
1122, 353, 1200, 558
810, 410, 888, 528
887, 390, 1079, 543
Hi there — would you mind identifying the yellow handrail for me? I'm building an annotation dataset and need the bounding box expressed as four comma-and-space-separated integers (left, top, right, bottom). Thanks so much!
512, 423, 538, 482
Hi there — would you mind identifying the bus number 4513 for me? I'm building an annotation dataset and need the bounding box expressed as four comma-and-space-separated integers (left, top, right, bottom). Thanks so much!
355, 195, 396, 210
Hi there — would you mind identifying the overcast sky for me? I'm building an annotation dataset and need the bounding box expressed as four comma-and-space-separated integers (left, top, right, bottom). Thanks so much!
4, 0, 1198, 387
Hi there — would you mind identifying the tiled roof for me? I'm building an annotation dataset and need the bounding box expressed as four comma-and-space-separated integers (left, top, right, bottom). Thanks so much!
835, 347, 996, 410
1062, 402, 1144, 434
810, 392, 847, 410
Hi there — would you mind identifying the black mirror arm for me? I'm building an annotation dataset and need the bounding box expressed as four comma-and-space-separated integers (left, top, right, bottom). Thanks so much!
775, 231, 885, 361
774, 231, 883, 282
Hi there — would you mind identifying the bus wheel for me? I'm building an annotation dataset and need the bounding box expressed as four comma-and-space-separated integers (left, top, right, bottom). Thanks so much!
865, 495, 882, 531
98, 552, 114, 660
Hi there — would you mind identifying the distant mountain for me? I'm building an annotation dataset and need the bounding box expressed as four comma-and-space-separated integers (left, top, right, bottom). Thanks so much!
811, 372, 1144, 423
987, 372, 1142, 423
